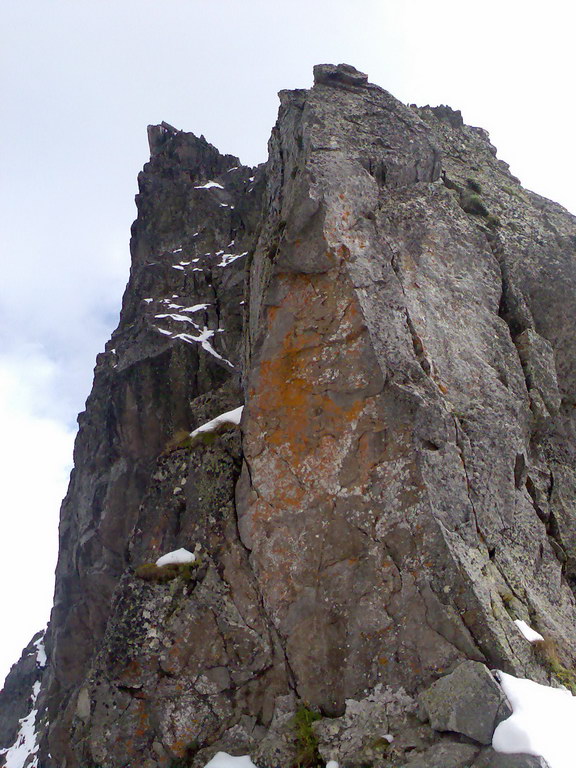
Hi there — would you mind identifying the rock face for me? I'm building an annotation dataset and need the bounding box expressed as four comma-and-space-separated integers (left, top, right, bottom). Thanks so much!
1, 64, 575, 768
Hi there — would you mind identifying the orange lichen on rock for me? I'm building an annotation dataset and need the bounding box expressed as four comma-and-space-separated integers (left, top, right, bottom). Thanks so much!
251, 271, 368, 470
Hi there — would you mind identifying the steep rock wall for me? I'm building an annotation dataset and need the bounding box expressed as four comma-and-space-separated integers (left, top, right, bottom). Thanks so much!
40, 124, 265, 766
239, 65, 576, 718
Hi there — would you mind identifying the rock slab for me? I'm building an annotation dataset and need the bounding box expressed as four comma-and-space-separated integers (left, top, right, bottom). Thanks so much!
420, 661, 512, 744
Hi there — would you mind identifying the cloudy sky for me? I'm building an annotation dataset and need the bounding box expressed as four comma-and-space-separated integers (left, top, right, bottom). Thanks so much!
1, 0, 575, 685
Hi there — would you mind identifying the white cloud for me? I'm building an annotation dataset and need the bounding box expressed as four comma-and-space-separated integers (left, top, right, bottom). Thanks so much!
0, 351, 75, 685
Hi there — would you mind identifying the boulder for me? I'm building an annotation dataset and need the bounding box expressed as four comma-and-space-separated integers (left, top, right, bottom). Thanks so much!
419, 661, 512, 744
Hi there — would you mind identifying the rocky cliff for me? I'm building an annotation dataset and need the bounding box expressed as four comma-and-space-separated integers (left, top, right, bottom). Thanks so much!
2, 64, 576, 768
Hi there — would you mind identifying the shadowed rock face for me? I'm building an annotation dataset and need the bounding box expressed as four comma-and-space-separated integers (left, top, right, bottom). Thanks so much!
37, 126, 266, 766
2, 64, 575, 768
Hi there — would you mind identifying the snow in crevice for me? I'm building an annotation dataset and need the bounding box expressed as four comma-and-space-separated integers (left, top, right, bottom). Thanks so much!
155, 313, 203, 327
164, 302, 209, 313
153, 326, 234, 368
514, 619, 544, 643
215, 252, 248, 267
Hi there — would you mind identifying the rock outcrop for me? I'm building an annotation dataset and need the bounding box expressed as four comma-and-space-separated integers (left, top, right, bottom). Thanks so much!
2, 64, 575, 768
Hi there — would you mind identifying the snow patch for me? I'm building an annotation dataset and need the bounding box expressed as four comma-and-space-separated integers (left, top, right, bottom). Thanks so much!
33, 633, 47, 668
216, 252, 248, 267
155, 313, 201, 326
165, 303, 209, 313
203, 753, 258, 768
194, 181, 224, 190
190, 406, 243, 438
156, 548, 195, 567
514, 620, 544, 643
179, 303, 209, 313
493, 670, 576, 768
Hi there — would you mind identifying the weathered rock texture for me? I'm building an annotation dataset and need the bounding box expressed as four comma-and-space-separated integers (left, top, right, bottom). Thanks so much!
1, 65, 575, 768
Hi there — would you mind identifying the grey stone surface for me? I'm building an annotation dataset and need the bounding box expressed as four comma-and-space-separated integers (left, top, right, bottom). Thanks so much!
313, 62, 369, 87
473, 746, 550, 767
313, 685, 422, 766
404, 741, 480, 768
239, 62, 576, 723
419, 661, 512, 744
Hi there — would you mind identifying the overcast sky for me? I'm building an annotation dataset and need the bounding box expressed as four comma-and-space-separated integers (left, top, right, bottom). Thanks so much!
1, 0, 575, 685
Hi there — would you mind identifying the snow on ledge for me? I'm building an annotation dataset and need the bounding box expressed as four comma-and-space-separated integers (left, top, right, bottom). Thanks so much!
155, 548, 196, 567
514, 619, 544, 643
493, 670, 576, 768
194, 181, 224, 190
190, 406, 243, 439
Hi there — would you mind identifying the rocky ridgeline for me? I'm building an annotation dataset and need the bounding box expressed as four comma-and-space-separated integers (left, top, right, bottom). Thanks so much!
2, 64, 576, 768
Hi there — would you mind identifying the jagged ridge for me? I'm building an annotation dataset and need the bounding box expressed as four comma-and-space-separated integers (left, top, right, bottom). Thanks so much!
2, 64, 576, 768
